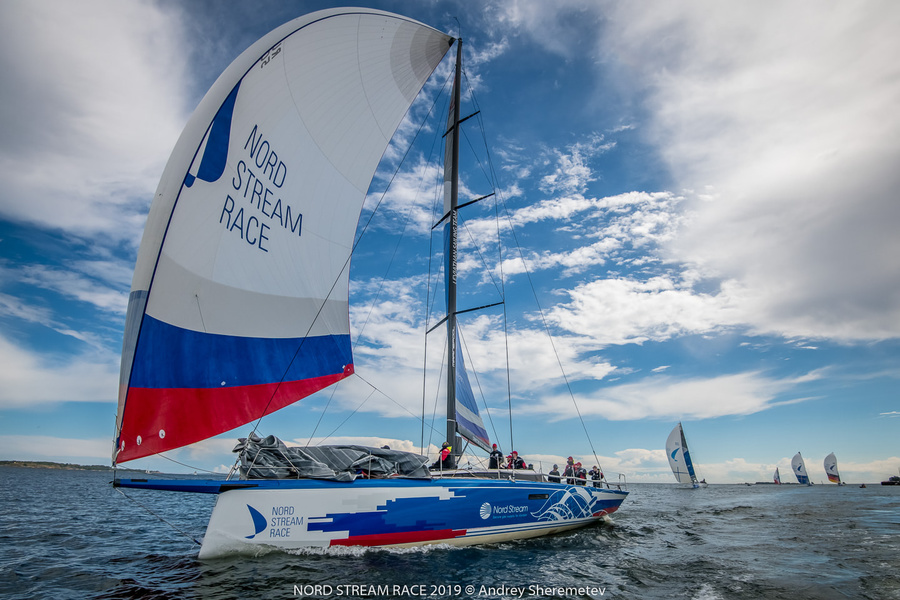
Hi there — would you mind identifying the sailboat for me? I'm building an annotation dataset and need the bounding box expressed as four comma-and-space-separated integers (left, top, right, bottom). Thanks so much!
824, 452, 844, 485
112, 8, 627, 558
665, 423, 706, 488
791, 452, 812, 485
773, 467, 781, 484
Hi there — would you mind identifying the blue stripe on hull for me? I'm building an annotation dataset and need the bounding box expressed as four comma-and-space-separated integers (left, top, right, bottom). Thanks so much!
130, 315, 351, 388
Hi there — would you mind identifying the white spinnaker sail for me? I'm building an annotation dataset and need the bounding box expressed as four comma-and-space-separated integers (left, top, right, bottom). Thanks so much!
792, 452, 810, 484
824, 452, 842, 484
114, 9, 452, 463
666, 423, 697, 485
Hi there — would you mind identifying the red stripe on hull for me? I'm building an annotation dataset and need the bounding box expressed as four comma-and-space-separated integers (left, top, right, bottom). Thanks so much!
116, 365, 353, 463
330, 528, 467, 547
592, 505, 620, 517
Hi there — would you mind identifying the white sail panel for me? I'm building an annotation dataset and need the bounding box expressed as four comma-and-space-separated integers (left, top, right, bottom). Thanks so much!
824, 452, 841, 484
115, 9, 452, 463
792, 452, 810, 484
666, 423, 695, 485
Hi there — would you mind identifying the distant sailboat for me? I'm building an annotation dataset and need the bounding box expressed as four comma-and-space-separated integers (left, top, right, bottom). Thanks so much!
666, 423, 706, 488
824, 452, 844, 485
791, 452, 812, 485
773, 467, 781, 484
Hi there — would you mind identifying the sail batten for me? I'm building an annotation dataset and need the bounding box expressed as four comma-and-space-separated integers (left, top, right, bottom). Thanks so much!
115, 9, 453, 464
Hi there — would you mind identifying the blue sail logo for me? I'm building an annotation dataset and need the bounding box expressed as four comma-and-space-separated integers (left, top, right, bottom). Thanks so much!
671, 448, 679, 461
185, 82, 240, 188
246, 504, 267, 539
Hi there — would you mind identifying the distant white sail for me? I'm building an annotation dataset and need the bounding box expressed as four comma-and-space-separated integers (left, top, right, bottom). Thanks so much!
792, 452, 810, 485
824, 452, 842, 484
774, 467, 781, 484
666, 423, 700, 486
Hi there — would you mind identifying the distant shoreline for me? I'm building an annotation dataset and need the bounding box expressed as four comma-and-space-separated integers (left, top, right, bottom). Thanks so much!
0, 460, 151, 473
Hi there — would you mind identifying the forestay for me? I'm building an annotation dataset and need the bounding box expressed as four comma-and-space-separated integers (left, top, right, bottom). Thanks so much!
114, 9, 453, 463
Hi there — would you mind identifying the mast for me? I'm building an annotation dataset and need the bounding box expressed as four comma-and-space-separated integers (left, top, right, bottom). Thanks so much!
446, 39, 462, 458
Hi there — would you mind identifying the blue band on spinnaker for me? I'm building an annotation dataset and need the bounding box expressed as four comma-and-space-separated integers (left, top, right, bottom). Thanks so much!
130, 315, 351, 389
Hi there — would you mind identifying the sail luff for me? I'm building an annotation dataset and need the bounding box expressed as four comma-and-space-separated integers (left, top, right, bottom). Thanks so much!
114, 9, 453, 464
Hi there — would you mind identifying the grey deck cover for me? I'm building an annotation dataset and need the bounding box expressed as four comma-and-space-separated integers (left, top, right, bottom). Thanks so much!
234, 433, 431, 481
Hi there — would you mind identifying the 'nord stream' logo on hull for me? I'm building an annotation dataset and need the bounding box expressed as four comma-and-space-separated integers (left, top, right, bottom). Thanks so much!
482, 502, 528, 520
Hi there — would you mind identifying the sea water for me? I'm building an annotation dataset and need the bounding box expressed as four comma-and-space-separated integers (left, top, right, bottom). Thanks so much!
1, 466, 898, 599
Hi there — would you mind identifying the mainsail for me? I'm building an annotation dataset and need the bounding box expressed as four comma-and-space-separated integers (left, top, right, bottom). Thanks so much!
824, 452, 842, 484
666, 423, 699, 486
791, 452, 810, 485
774, 467, 781, 484
114, 9, 453, 463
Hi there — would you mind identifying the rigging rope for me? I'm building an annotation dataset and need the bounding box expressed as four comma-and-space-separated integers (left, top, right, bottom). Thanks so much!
246, 57, 455, 445
114, 487, 202, 546
465, 73, 608, 478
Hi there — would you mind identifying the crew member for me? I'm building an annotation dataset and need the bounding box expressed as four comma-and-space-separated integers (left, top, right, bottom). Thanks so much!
548, 464, 561, 483
589, 465, 602, 487
575, 462, 587, 485
430, 442, 455, 471
509, 451, 526, 469
489, 443, 504, 469
564, 457, 576, 484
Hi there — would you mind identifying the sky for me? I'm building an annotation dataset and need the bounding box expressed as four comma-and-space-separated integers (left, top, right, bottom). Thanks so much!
0, 0, 898, 484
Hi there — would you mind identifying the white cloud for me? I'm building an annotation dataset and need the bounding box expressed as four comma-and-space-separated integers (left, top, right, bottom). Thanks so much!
527, 369, 823, 422
539, 135, 614, 195
20, 264, 128, 314
490, 1, 900, 342
547, 275, 742, 346
0, 0, 190, 243
602, 2, 900, 341
0, 434, 110, 462
0, 333, 119, 408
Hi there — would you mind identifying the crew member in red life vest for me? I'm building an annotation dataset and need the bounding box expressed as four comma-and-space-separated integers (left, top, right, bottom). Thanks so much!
508, 451, 526, 469
430, 441, 455, 470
